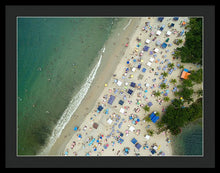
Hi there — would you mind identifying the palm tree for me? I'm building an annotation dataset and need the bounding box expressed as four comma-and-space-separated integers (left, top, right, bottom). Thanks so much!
153, 91, 161, 97
164, 96, 170, 102
179, 65, 184, 69
144, 115, 151, 122
170, 79, 177, 85
155, 112, 160, 117
143, 105, 150, 113
161, 72, 168, 78
176, 39, 183, 45
196, 89, 203, 97
168, 63, 175, 69
160, 83, 167, 89
147, 129, 154, 136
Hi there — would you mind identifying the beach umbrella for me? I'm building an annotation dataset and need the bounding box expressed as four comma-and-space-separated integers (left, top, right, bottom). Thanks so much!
180, 30, 184, 36
148, 102, 153, 107
74, 126, 78, 131
145, 39, 150, 44
149, 51, 153, 55
133, 59, 136, 62
104, 83, 108, 87
156, 40, 161, 46
93, 122, 99, 129
143, 45, 149, 51
127, 61, 130, 64
125, 43, 128, 47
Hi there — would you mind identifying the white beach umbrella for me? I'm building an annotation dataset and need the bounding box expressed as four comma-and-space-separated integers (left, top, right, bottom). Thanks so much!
145, 39, 151, 44
156, 30, 161, 36
132, 67, 136, 72
117, 80, 122, 86
107, 118, 113, 125
120, 108, 125, 114
147, 62, 152, 67
150, 57, 155, 62
166, 30, 172, 36
154, 48, 159, 53
129, 126, 135, 132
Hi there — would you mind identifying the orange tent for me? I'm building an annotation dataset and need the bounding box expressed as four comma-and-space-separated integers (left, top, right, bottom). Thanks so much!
181, 71, 190, 79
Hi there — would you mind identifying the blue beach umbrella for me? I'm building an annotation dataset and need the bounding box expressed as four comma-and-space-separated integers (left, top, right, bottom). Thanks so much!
74, 126, 78, 131
148, 102, 153, 107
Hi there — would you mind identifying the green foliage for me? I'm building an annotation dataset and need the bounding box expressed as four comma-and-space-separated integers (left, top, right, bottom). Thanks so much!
174, 18, 202, 65
168, 63, 175, 69
144, 115, 151, 122
155, 112, 160, 117
161, 98, 202, 136
143, 105, 150, 112
177, 86, 194, 104
160, 83, 167, 89
147, 129, 154, 136
161, 72, 168, 78
189, 69, 203, 84
164, 96, 170, 102
182, 78, 194, 87
196, 89, 203, 97
170, 79, 177, 85
172, 98, 184, 108
153, 90, 161, 97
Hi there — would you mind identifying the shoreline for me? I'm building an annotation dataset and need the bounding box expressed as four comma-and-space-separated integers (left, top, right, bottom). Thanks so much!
41, 17, 202, 156
42, 18, 141, 155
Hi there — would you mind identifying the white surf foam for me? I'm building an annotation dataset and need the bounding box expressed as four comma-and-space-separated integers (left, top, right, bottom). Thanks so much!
40, 50, 103, 155
123, 19, 132, 30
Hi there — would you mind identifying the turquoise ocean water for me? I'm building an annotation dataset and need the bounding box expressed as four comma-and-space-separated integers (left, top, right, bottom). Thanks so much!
17, 17, 122, 155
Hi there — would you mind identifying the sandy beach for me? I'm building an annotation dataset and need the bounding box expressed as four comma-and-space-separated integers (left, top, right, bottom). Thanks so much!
45, 17, 202, 156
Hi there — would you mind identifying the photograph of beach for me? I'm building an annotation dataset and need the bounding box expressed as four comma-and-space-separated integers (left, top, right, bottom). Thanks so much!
17, 16, 203, 157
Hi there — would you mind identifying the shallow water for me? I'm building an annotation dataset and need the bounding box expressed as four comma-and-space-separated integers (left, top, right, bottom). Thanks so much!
17, 17, 124, 155
172, 119, 203, 156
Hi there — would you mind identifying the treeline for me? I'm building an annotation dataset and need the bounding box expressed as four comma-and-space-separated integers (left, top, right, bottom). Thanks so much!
174, 18, 202, 65
156, 68, 203, 136
159, 97, 202, 135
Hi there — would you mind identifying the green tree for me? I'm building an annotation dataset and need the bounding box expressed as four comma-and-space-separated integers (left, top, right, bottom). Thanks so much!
160, 83, 167, 89
168, 63, 175, 69
161, 98, 202, 136
176, 39, 183, 45
170, 79, 177, 85
177, 86, 194, 103
153, 90, 161, 97
174, 18, 202, 65
147, 129, 154, 136
161, 72, 168, 78
196, 89, 203, 97
172, 98, 184, 108
164, 96, 170, 102
143, 105, 150, 113
144, 115, 151, 122
182, 78, 194, 87
189, 69, 203, 84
